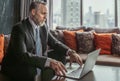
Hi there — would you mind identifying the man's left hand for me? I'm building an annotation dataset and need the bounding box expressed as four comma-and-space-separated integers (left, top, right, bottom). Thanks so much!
68, 50, 83, 67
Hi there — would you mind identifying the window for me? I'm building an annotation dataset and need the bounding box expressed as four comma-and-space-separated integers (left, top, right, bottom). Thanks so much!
49, 0, 81, 28
48, 0, 119, 28
83, 0, 115, 28
52, 0, 62, 28
118, 0, 120, 27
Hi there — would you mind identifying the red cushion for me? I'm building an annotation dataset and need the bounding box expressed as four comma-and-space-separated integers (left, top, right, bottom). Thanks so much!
0, 34, 4, 63
63, 30, 83, 51
94, 33, 112, 55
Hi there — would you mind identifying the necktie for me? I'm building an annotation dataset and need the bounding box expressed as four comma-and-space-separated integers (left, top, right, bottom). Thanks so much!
35, 27, 42, 57
35, 28, 42, 81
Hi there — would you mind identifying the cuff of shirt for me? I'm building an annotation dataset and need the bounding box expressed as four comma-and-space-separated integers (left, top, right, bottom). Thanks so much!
66, 49, 76, 56
44, 58, 52, 67
66, 49, 73, 55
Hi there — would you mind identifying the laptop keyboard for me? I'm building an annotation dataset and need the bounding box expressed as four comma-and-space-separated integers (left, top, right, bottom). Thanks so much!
66, 65, 83, 78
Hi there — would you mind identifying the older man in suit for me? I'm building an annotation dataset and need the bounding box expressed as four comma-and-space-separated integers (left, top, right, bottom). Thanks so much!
1, 1, 83, 81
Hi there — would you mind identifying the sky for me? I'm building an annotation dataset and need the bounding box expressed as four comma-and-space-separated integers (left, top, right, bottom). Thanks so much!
83, 0, 114, 14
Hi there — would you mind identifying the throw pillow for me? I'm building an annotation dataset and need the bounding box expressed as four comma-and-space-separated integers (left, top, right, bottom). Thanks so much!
0, 34, 4, 63
76, 31, 94, 53
63, 30, 83, 51
4, 34, 11, 54
50, 30, 64, 43
94, 33, 112, 55
112, 34, 120, 56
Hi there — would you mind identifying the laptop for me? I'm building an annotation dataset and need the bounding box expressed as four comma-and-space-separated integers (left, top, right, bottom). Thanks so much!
53, 49, 100, 80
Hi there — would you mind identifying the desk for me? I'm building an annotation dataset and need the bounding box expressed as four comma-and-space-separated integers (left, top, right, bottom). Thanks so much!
51, 65, 120, 81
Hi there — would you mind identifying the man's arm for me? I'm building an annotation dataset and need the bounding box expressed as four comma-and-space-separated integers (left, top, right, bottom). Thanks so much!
48, 31, 69, 56
48, 30, 83, 66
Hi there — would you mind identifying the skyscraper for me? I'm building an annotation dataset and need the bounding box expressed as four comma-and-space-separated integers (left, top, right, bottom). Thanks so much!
61, 0, 80, 27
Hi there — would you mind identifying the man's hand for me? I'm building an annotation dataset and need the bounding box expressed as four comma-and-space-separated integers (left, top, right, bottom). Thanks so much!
50, 59, 67, 76
68, 50, 83, 67
52, 76, 65, 81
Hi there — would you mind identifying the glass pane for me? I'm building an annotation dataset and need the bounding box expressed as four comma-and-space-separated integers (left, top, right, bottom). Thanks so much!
118, 0, 120, 27
52, 0, 81, 28
83, 0, 115, 28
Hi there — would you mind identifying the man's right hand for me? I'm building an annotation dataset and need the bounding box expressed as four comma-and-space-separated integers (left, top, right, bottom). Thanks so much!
50, 59, 67, 76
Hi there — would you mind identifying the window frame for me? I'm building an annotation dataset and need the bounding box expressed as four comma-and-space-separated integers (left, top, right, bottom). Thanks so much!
47, 0, 119, 28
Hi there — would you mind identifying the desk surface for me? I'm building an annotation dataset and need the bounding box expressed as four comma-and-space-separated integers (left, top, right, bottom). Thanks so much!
51, 65, 120, 81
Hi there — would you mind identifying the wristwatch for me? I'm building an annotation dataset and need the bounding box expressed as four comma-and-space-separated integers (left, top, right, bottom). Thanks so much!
68, 50, 76, 55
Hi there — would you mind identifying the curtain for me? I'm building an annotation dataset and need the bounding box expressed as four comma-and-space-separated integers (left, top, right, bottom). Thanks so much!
20, 0, 34, 20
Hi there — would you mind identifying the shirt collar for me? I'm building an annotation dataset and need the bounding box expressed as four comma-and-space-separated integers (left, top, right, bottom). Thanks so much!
29, 17, 39, 29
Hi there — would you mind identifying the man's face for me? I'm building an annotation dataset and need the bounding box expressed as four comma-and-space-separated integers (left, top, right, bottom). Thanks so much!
32, 4, 47, 25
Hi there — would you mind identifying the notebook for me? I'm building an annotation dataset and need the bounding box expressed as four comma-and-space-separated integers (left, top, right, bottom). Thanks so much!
54, 49, 100, 80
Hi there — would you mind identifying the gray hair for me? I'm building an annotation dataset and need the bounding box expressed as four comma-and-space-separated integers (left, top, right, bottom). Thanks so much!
29, 1, 47, 12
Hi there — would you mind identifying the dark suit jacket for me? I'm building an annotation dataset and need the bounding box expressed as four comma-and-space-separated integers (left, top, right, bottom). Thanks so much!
1, 18, 69, 80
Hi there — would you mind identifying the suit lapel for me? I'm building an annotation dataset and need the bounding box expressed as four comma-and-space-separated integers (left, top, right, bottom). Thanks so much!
40, 25, 48, 54
25, 18, 48, 55
25, 18, 36, 44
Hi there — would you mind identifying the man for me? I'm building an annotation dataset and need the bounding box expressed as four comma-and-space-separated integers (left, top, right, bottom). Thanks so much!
1, 1, 83, 81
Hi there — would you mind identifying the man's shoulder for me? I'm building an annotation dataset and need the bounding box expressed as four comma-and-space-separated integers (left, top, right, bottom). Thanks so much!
14, 18, 28, 26
13, 18, 30, 29
11, 19, 30, 33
